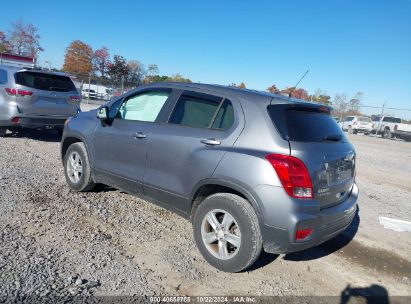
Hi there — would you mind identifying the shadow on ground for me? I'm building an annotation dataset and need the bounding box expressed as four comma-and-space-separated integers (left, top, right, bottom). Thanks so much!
284, 207, 360, 262
340, 284, 389, 304
4, 129, 61, 143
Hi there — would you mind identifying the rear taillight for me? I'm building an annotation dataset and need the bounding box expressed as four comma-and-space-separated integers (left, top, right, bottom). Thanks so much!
296, 228, 313, 240
4, 88, 33, 96
11, 117, 20, 123
69, 95, 81, 102
265, 154, 313, 199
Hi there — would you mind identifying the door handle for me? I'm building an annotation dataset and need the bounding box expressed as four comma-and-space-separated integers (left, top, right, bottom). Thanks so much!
201, 138, 221, 146
133, 132, 146, 139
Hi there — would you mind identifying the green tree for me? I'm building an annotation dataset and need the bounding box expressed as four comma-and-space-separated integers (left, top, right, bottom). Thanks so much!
108, 55, 129, 84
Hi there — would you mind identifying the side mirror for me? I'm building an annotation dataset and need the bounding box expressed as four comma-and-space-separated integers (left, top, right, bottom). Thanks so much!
97, 106, 109, 120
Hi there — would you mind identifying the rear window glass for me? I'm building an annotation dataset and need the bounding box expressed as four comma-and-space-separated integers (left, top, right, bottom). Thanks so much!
268, 106, 345, 142
358, 117, 371, 122
0, 69, 7, 84
15, 71, 76, 92
343, 116, 354, 122
383, 117, 401, 123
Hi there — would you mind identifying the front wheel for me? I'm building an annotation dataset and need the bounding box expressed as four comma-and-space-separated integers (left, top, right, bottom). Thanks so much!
193, 193, 262, 272
64, 142, 95, 192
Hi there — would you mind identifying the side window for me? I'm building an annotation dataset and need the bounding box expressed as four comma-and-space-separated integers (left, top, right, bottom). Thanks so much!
117, 91, 169, 122
212, 100, 234, 130
169, 95, 220, 128
0, 69, 7, 84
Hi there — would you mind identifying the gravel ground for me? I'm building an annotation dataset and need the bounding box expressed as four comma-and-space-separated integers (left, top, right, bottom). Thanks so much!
0, 105, 410, 300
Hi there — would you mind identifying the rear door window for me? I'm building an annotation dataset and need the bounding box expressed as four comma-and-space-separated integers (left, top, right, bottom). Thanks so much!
211, 99, 234, 130
268, 106, 344, 142
358, 117, 371, 122
15, 71, 76, 92
169, 94, 220, 128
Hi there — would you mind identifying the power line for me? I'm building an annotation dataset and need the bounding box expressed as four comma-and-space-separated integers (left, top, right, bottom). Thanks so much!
360, 105, 411, 112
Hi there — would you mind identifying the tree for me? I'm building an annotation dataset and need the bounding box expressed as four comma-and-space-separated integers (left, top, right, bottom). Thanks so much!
8, 19, 43, 60
310, 89, 331, 105
347, 91, 363, 114
108, 55, 129, 84
127, 60, 145, 86
93, 47, 110, 77
280, 87, 309, 100
169, 73, 191, 83
62, 40, 93, 75
0, 31, 10, 53
267, 84, 279, 94
229, 82, 246, 89
332, 93, 348, 120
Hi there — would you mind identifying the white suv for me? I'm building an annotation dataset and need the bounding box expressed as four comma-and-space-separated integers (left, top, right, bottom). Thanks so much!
340, 116, 372, 134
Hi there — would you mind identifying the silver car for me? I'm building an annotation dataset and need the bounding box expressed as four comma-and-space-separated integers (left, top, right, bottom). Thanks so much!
0, 65, 81, 137
61, 83, 358, 272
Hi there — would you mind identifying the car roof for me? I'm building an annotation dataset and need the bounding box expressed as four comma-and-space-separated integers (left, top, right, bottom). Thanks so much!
0, 65, 69, 77
138, 82, 319, 107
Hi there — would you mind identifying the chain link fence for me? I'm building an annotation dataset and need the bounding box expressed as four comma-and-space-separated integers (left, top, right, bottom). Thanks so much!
69, 73, 138, 105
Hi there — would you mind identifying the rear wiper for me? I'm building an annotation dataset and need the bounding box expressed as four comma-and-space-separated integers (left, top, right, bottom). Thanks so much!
323, 134, 342, 141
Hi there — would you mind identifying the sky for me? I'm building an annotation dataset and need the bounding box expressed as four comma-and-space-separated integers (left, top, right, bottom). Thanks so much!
1, 0, 410, 118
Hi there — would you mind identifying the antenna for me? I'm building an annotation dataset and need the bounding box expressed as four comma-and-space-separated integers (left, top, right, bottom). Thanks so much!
289, 69, 309, 98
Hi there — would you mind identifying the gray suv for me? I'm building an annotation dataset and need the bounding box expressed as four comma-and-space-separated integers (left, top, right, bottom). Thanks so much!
61, 83, 358, 272
0, 65, 81, 137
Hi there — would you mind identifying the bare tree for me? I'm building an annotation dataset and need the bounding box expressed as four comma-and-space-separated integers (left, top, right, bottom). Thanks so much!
8, 19, 43, 60
332, 93, 348, 120
127, 60, 145, 86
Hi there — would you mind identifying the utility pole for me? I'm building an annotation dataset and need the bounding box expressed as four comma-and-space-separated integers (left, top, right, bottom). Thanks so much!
88, 73, 91, 104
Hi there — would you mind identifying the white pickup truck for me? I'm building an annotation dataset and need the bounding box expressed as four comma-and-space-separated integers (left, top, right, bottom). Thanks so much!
372, 116, 411, 141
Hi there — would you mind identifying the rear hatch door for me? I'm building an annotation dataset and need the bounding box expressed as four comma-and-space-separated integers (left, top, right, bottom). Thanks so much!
14, 71, 79, 116
268, 102, 355, 209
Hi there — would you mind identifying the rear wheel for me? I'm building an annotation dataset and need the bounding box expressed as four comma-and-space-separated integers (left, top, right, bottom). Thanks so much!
0, 128, 7, 137
64, 142, 95, 192
383, 128, 391, 139
193, 193, 262, 272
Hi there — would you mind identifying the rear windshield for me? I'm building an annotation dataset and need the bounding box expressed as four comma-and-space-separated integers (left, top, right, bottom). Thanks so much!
358, 116, 371, 122
15, 71, 76, 92
268, 106, 345, 142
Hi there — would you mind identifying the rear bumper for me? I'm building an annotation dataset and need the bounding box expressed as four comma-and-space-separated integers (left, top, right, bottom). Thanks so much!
5, 116, 68, 129
353, 127, 372, 132
0, 102, 77, 129
260, 183, 358, 254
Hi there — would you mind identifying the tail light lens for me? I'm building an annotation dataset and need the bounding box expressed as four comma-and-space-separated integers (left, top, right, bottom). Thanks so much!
296, 228, 313, 240
5, 88, 33, 96
69, 95, 81, 102
11, 117, 20, 123
265, 154, 313, 199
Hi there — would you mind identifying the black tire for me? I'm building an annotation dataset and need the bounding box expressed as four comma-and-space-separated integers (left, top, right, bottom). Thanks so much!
63, 142, 95, 192
353, 129, 358, 135
193, 193, 262, 272
0, 128, 7, 137
383, 128, 391, 139
364, 132, 369, 135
